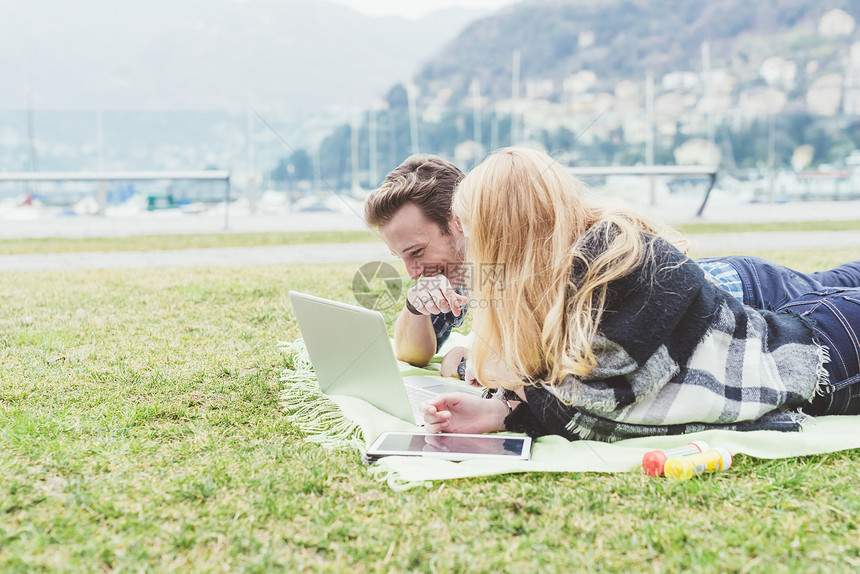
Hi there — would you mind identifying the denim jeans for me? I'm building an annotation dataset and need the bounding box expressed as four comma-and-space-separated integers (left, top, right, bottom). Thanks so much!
777, 289, 860, 416
718, 256, 860, 310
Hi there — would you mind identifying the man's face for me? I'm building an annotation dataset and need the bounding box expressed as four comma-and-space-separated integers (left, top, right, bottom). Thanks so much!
378, 202, 467, 285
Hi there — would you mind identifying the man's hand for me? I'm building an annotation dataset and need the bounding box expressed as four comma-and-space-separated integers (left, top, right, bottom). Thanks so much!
440, 346, 468, 378
422, 393, 508, 434
407, 274, 468, 317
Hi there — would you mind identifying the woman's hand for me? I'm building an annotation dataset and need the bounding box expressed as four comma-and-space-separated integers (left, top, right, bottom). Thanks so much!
422, 393, 509, 434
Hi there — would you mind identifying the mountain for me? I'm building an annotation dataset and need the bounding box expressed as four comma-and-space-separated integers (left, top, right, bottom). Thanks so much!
298, 0, 860, 186
415, 0, 860, 105
0, 0, 489, 112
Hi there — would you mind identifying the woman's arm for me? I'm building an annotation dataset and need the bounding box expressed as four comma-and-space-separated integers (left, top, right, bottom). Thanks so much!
421, 386, 584, 441
513, 385, 582, 440
422, 393, 518, 434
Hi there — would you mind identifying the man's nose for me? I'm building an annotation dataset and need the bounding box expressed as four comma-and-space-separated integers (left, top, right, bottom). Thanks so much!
407, 263, 422, 280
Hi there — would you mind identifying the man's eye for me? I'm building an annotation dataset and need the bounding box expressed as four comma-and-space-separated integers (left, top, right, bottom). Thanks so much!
411, 249, 424, 258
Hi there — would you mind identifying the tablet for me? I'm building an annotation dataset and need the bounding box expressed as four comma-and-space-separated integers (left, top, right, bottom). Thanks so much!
366, 432, 532, 461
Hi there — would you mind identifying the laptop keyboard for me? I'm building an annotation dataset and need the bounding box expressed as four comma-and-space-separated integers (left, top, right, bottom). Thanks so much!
405, 385, 437, 422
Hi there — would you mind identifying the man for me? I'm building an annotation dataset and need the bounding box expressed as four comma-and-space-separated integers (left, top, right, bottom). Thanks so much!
365, 153, 860, 377
364, 155, 469, 370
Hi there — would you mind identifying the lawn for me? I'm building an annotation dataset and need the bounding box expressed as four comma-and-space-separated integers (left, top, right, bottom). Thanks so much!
0, 220, 856, 256
0, 230, 379, 256
677, 219, 860, 235
2, 248, 860, 572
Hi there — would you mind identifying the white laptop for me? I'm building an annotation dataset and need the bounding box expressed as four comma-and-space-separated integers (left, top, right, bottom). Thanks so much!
289, 291, 482, 425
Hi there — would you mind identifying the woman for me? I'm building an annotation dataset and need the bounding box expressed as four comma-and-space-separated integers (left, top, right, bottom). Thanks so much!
422, 147, 860, 442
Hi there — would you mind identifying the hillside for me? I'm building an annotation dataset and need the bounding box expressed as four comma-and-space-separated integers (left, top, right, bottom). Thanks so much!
295, 0, 860, 189
415, 0, 860, 106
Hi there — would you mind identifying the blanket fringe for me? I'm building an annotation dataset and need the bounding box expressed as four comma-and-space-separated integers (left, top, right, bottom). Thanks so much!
564, 412, 616, 443
278, 339, 366, 452
812, 340, 832, 396
789, 410, 810, 427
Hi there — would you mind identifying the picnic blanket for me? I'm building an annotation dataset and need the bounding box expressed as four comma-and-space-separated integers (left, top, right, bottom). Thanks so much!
279, 333, 860, 490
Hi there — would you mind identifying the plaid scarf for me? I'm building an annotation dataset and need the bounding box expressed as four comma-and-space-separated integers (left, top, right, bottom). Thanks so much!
512, 228, 827, 443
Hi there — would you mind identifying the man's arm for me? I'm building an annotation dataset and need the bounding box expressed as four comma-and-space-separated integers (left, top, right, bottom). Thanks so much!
440, 346, 467, 378
394, 275, 468, 366
393, 305, 437, 366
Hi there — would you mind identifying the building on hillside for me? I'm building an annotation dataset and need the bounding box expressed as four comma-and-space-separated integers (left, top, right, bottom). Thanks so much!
819, 8, 855, 37
662, 71, 700, 92
737, 88, 788, 117
760, 57, 798, 91
807, 74, 843, 115
464, 80, 490, 111
578, 30, 595, 49
674, 138, 720, 166
844, 42, 860, 116
454, 140, 485, 168
620, 116, 651, 145
525, 78, 555, 101
655, 92, 690, 116
563, 70, 597, 97
614, 80, 641, 113
422, 88, 452, 123
676, 114, 708, 137
564, 92, 616, 122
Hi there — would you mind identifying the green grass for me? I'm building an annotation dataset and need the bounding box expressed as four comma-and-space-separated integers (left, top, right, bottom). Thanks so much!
0, 220, 856, 256
0, 230, 378, 256
2, 248, 860, 572
678, 220, 860, 235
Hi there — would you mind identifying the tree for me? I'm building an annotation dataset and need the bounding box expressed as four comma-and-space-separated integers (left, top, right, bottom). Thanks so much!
270, 149, 314, 183
386, 84, 409, 110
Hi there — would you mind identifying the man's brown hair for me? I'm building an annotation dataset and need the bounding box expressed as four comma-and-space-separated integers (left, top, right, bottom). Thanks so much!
364, 154, 464, 234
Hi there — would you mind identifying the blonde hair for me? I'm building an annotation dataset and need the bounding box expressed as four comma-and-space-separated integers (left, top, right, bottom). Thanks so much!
452, 147, 684, 390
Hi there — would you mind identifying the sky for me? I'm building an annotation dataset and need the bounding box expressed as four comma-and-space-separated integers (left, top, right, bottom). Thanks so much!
2, 0, 500, 111
328, 0, 519, 20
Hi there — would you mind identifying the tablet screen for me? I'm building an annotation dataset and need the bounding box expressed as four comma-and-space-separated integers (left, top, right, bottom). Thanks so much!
367, 432, 531, 460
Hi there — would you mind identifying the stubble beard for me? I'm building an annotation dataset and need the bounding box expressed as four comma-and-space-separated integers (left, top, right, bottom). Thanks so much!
444, 234, 469, 290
